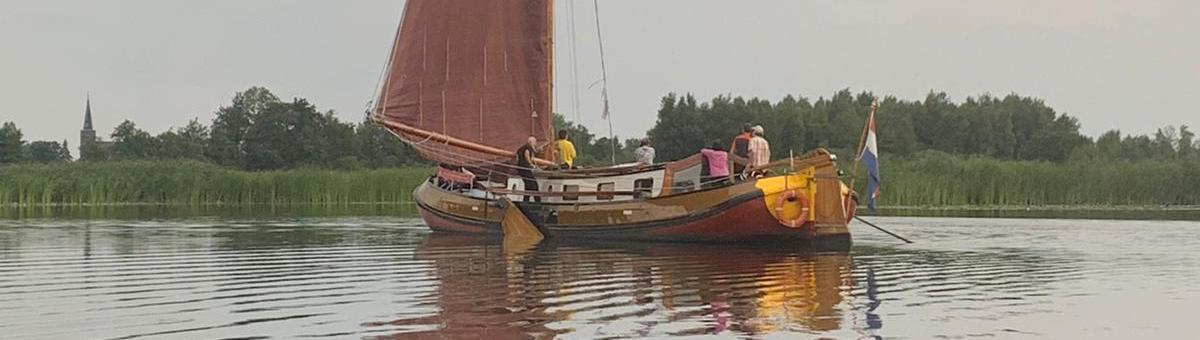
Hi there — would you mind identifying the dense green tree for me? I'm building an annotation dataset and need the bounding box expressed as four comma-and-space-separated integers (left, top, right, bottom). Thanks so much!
0, 122, 27, 164
875, 96, 918, 157
59, 140, 73, 162
242, 99, 318, 170
645, 90, 1099, 163
110, 120, 158, 160
647, 94, 721, 161
911, 92, 958, 152
26, 140, 72, 163
314, 111, 359, 168
156, 119, 210, 161
79, 141, 109, 162
1179, 125, 1195, 160
1151, 126, 1180, 160
235, 98, 361, 170
208, 87, 279, 168
355, 118, 423, 168
1121, 135, 1154, 161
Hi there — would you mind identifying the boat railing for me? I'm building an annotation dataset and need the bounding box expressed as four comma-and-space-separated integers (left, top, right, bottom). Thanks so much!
437, 149, 839, 200
744, 149, 836, 175
486, 188, 644, 198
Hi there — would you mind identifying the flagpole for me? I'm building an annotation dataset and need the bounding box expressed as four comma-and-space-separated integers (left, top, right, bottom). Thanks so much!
848, 98, 878, 194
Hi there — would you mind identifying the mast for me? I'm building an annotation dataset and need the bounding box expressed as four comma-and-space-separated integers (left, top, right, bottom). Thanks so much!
547, 0, 554, 136
592, 0, 616, 164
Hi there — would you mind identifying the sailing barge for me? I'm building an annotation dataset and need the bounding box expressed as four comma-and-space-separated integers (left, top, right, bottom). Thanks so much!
371, 0, 857, 247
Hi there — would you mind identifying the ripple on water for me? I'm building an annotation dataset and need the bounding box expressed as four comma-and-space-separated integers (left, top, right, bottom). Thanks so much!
2, 217, 1200, 338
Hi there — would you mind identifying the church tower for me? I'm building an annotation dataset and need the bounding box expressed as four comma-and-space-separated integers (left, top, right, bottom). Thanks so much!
80, 96, 97, 159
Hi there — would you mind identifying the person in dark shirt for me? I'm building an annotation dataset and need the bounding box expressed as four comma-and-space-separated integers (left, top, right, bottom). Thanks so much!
730, 123, 753, 175
515, 136, 541, 202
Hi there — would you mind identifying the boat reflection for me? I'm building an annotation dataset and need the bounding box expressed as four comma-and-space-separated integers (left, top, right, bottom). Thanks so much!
380, 233, 855, 338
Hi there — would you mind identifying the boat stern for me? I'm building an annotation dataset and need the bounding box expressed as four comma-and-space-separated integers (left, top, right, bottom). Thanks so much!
755, 163, 854, 242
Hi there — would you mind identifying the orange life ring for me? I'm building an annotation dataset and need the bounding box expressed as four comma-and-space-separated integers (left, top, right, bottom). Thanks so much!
774, 190, 810, 228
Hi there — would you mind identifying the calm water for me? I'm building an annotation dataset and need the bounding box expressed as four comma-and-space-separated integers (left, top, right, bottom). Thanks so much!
2, 217, 1199, 339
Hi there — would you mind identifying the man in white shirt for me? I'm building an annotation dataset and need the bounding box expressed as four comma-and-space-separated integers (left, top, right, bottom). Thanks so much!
748, 125, 770, 175
634, 138, 655, 165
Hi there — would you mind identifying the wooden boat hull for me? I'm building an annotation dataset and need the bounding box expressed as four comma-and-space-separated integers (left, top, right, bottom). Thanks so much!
413, 168, 854, 248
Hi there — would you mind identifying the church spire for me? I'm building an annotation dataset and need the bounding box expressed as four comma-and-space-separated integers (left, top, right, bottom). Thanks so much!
83, 94, 94, 130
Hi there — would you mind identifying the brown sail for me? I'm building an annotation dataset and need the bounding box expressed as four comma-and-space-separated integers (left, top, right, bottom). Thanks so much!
374, 0, 553, 166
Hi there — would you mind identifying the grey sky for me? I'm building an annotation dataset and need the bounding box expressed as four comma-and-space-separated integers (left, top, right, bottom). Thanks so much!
2, 0, 1197, 152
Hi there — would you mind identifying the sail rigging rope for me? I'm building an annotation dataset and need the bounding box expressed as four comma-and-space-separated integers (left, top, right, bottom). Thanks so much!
592, 0, 616, 165
569, 0, 582, 122
368, 2, 409, 117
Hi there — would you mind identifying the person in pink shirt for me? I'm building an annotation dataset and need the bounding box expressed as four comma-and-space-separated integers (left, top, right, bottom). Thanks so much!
700, 141, 729, 188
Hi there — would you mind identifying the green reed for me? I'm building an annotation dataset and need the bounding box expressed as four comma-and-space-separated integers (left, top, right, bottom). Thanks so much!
4, 156, 1197, 209
0, 161, 431, 206
853, 151, 1200, 207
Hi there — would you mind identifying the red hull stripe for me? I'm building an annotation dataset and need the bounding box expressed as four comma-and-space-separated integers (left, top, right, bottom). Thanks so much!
417, 192, 814, 242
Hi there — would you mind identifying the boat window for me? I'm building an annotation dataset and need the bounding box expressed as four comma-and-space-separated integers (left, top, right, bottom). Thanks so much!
634, 178, 654, 197
673, 180, 695, 193
597, 183, 615, 200
563, 185, 580, 201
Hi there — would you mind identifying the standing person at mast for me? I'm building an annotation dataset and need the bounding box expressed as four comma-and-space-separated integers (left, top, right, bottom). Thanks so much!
516, 137, 542, 202
553, 130, 577, 169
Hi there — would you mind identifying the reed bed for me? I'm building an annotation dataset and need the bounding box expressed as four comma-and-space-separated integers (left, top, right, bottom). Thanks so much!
867, 151, 1200, 207
0, 161, 431, 207
4, 156, 1197, 209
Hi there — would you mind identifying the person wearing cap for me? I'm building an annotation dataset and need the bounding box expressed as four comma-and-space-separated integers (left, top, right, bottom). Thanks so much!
634, 138, 655, 165
748, 125, 771, 176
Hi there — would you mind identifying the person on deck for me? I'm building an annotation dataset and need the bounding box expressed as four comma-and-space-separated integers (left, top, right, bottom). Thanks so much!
634, 138, 655, 165
700, 141, 730, 188
748, 125, 771, 176
554, 130, 577, 169
516, 136, 541, 202
730, 123, 753, 175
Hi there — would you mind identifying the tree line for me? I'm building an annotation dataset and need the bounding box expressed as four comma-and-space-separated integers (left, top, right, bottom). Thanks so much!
0, 122, 74, 164
2, 87, 1196, 171
648, 89, 1198, 164
0, 86, 643, 170
0, 87, 423, 170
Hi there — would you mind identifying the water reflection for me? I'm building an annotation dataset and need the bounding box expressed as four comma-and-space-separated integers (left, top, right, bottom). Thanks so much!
5, 217, 1195, 339
388, 234, 856, 338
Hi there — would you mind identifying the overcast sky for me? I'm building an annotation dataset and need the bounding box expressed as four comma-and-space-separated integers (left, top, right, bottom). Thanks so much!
2, 0, 1197, 151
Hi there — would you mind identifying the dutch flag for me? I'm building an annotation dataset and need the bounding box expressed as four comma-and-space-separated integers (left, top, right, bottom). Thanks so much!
860, 111, 881, 211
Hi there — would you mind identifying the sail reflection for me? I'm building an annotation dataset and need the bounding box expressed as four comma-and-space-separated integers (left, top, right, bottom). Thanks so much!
386, 234, 854, 338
